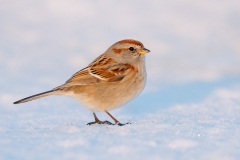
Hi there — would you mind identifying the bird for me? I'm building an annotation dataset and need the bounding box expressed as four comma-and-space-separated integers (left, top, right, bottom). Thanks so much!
13, 39, 150, 126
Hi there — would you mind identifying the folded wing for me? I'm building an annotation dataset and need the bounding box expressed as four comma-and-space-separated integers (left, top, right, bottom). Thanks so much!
55, 55, 136, 89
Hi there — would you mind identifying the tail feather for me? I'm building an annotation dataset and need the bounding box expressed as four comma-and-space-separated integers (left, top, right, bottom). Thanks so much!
13, 90, 58, 104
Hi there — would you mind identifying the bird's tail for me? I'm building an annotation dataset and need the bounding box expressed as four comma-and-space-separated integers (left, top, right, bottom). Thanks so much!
13, 90, 59, 104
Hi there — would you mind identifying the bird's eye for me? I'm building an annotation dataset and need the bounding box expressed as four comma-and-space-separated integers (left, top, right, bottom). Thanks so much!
129, 47, 134, 51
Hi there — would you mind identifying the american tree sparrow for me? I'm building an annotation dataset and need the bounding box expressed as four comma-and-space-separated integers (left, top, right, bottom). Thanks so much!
14, 39, 150, 126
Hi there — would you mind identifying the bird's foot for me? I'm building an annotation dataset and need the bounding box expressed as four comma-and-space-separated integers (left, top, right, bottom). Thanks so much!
87, 121, 131, 126
87, 120, 114, 125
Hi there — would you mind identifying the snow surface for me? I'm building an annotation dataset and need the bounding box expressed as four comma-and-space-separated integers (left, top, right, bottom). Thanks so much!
0, 86, 240, 160
1, 0, 240, 160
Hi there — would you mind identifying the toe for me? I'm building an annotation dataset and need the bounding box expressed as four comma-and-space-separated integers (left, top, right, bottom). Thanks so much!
102, 121, 114, 125
116, 122, 131, 126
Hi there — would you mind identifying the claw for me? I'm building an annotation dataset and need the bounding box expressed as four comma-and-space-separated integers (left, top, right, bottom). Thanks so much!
116, 122, 131, 126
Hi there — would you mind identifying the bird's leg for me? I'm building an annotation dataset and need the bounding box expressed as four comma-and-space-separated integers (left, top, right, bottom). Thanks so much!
105, 111, 130, 126
87, 112, 113, 125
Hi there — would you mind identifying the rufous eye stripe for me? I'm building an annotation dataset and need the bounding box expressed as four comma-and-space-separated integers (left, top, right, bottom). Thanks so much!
112, 48, 122, 54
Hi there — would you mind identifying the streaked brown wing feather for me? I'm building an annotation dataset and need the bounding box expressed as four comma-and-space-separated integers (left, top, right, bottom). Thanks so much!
89, 54, 116, 67
89, 63, 135, 81
56, 56, 136, 89
66, 68, 90, 83
63, 67, 101, 86
89, 68, 115, 80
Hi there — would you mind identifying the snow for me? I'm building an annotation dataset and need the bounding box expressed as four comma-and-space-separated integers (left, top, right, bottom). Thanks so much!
0, 86, 239, 160
1, 0, 240, 159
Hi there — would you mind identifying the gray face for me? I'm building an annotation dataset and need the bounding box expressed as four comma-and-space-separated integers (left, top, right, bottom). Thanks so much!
117, 43, 144, 61
107, 42, 145, 63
